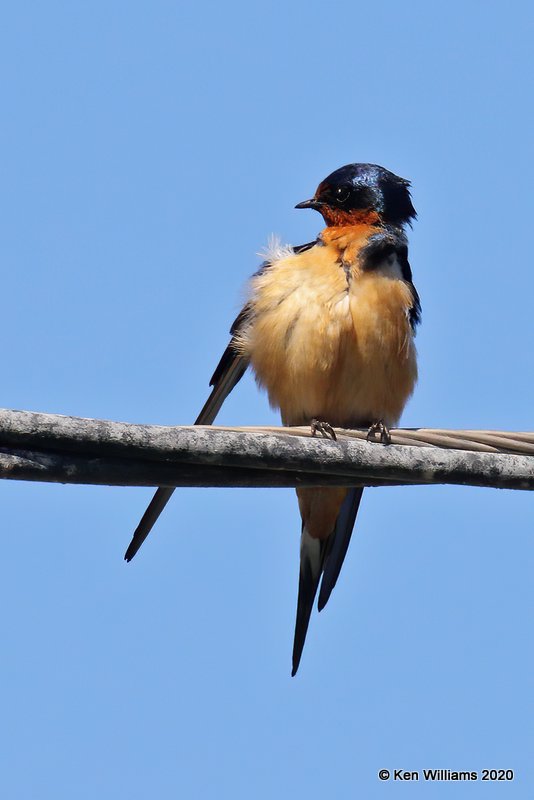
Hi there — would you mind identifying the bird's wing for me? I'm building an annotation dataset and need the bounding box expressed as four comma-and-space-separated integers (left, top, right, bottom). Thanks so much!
124, 311, 250, 562
360, 225, 421, 330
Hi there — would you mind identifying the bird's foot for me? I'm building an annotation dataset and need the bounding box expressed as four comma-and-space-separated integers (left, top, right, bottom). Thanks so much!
366, 419, 391, 444
311, 419, 337, 441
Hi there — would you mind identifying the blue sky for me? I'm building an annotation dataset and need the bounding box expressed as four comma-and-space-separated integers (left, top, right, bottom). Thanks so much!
1, 1, 533, 797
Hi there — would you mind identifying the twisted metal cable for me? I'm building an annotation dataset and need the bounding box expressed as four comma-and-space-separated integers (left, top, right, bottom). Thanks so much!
216, 426, 534, 455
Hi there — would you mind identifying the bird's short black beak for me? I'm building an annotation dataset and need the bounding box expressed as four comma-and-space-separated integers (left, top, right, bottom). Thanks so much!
295, 198, 322, 210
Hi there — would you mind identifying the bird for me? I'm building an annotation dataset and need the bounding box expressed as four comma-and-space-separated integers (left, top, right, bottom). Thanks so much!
124, 162, 421, 676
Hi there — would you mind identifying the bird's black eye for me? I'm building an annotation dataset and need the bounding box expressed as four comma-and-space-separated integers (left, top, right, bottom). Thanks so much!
335, 186, 351, 203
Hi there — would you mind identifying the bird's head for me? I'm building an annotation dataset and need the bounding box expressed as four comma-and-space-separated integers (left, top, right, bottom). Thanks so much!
295, 163, 416, 227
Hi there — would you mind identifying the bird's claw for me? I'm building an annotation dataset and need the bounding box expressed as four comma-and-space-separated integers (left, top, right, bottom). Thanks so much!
366, 420, 391, 444
311, 419, 337, 441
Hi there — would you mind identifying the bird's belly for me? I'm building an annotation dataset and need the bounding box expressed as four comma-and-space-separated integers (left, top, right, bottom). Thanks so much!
246, 271, 417, 427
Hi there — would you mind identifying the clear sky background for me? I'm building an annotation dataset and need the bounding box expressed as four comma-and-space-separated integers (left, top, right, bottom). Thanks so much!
1, 2, 533, 798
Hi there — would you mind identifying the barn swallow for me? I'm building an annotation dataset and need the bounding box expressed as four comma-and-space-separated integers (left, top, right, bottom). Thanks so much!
125, 163, 421, 676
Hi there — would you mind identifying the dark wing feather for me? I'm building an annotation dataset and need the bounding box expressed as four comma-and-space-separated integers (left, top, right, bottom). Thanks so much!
124, 312, 250, 562
124, 344, 248, 562
124, 487, 175, 561
360, 226, 421, 331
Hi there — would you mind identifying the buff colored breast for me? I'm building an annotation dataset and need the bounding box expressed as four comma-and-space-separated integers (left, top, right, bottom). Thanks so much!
236, 231, 418, 428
